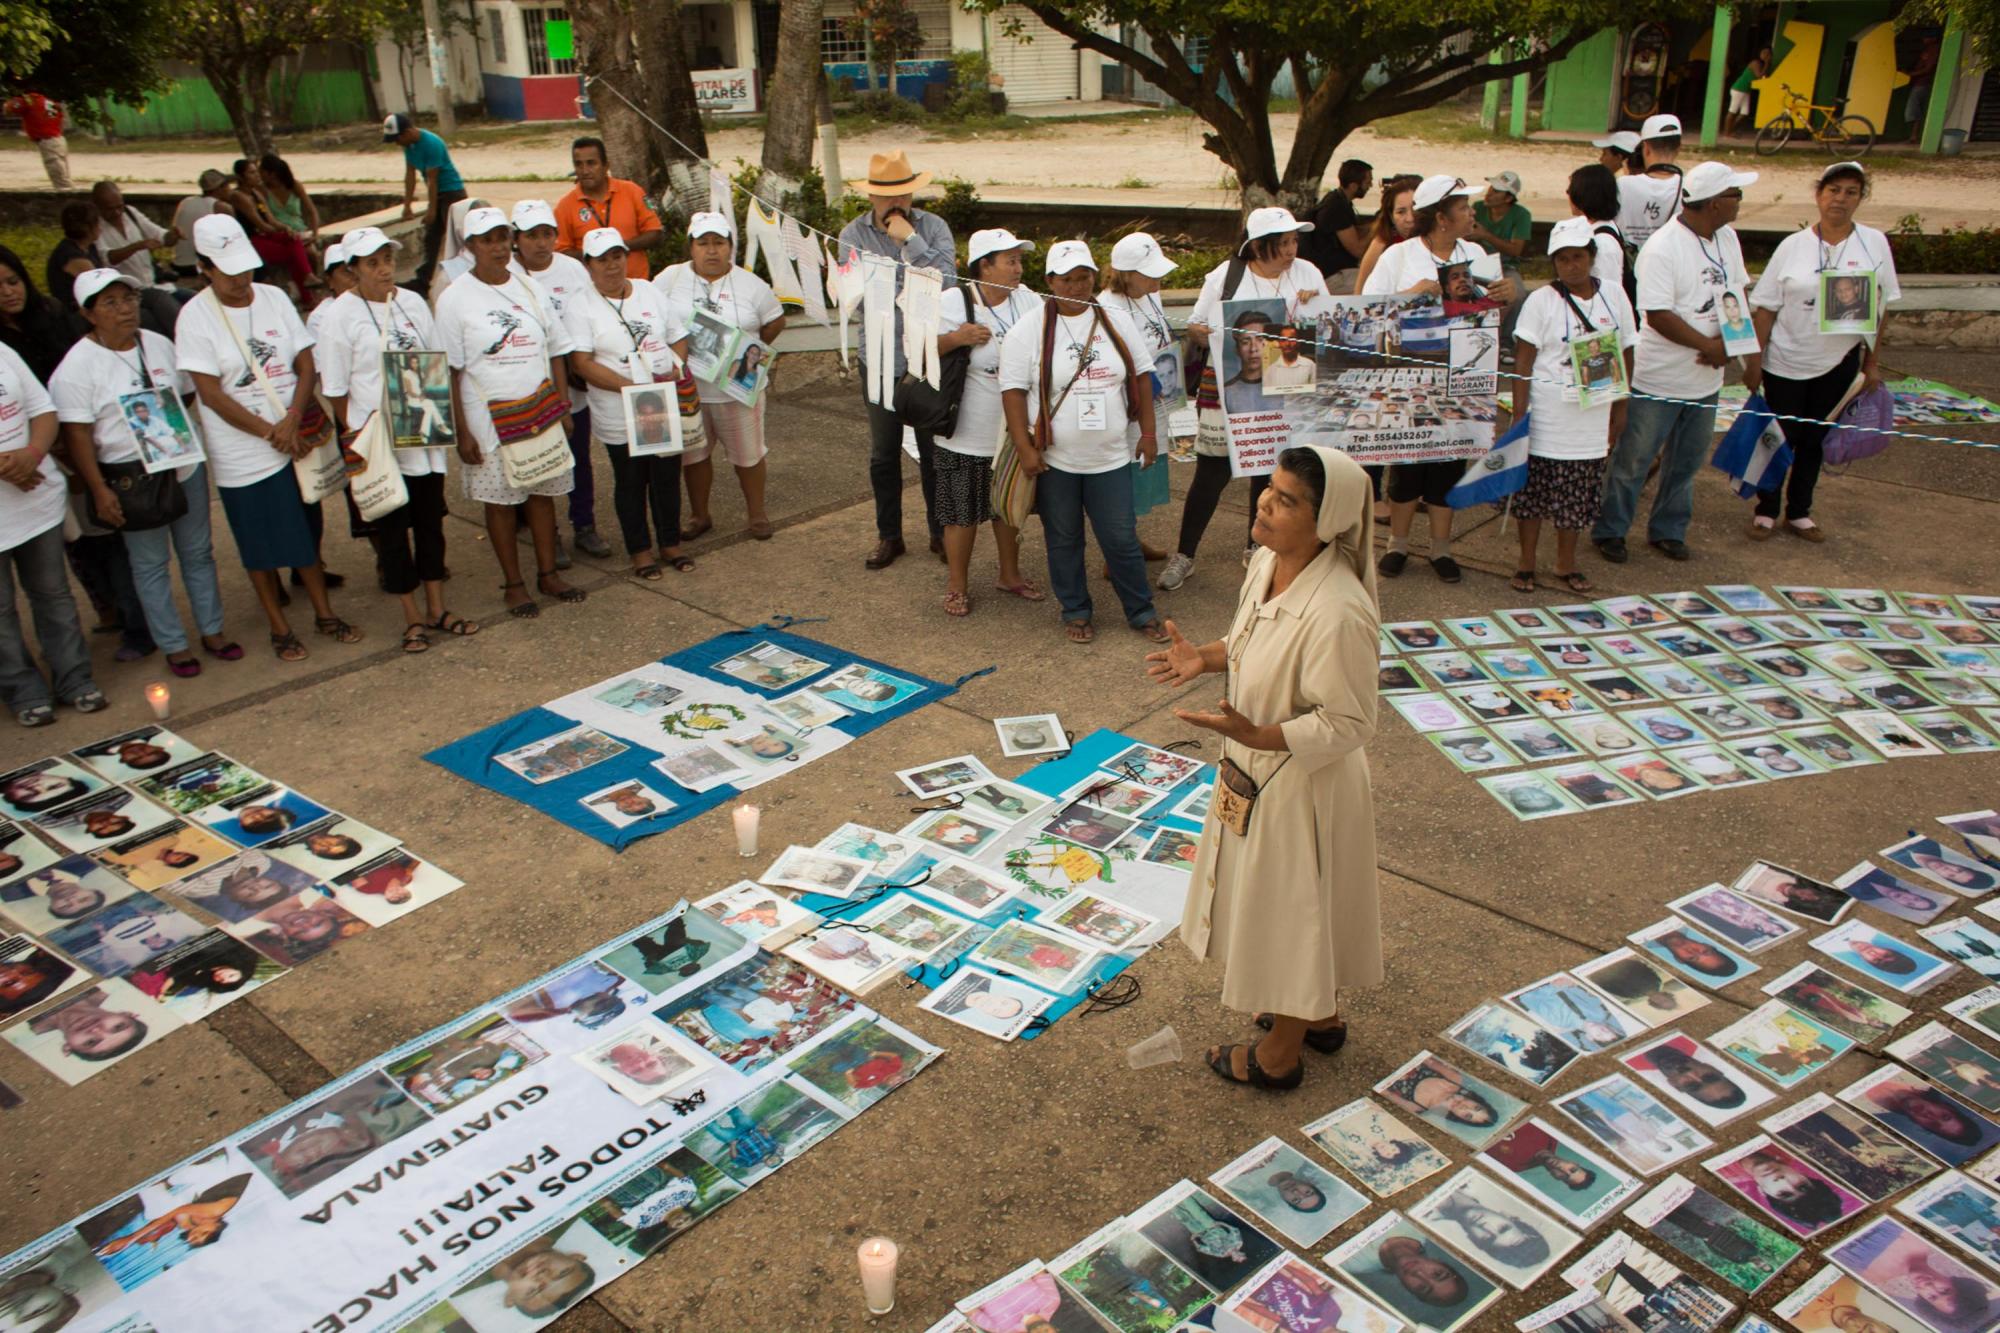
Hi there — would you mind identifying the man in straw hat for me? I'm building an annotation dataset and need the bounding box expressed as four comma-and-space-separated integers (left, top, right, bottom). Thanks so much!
836, 149, 958, 570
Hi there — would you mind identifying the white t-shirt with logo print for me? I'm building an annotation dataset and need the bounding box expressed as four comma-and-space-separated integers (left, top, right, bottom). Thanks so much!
50, 332, 192, 468
1617, 172, 1684, 248
172, 285, 315, 489
435, 271, 576, 456
561, 281, 689, 445
511, 253, 593, 408
0, 344, 62, 551
1750, 223, 1900, 380
315, 289, 450, 477
1631, 218, 1748, 401
998, 304, 1147, 474
1361, 235, 1493, 297
651, 263, 785, 405
1191, 257, 1325, 326
1514, 281, 1638, 461
936, 284, 1041, 459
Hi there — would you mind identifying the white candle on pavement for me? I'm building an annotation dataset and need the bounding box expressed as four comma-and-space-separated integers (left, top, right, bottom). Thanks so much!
858, 1236, 898, 1315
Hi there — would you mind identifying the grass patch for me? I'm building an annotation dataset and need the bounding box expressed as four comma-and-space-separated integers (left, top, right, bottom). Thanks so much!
1115, 175, 1154, 189
0, 225, 61, 293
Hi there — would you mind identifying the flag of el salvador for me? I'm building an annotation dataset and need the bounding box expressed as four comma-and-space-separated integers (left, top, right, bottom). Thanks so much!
1445, 414, 1531, 508
1711, 394, 1792, 499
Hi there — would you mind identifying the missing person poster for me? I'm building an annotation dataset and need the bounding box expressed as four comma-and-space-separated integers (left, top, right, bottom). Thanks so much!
621, 383, 684, 457
0, 907, 937, 1333
384, 351, 455, 450
1213, 291, 1498, 478
119, 390, 204, 474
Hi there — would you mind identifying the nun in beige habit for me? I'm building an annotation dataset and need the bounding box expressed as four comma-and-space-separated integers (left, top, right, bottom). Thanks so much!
1145, 444, 1383, 1090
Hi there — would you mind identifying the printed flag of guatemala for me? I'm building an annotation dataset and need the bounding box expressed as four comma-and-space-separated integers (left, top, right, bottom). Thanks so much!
1711, 393, 1793, 498
1446, 414, 1531, 508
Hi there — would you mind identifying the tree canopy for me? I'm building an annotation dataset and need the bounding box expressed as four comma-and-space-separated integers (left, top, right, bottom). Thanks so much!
1, 0, 175, 128
974, 0, 1710, 206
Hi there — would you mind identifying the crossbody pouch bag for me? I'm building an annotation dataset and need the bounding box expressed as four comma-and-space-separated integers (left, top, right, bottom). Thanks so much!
486, 281, 574, 490
1212, 580, 1290, 836
206, 289, 343, 503
991, 306, 1102, 529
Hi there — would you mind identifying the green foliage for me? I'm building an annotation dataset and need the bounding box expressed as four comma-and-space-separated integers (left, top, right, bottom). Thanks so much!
0, 1, 60, 84
1, 0, 174, 126
940, 51, 1003, 121
1901, 0, 1995, 66
1889, 214, 2000, 274
929, 177, 983, 237
0, 224, 59, 295
845, 0, 925, 66
848, 90, 923, 123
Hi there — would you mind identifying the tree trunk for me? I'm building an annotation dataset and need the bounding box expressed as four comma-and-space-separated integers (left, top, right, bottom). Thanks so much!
206, 61, 260, 158
569, 0, 653, 186
632, 0, 709, 187
247, 65, 277, 156
760, 0, 823, 181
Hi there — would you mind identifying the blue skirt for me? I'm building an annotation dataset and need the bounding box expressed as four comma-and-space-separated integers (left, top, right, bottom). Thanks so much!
216, 468, 317, 572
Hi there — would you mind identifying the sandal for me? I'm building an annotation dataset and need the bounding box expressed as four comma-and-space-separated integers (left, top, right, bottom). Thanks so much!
1136, 620, 1170, 643
664, 555, 696, 573
1510, 570, 1537, 593
1554, 570, 1594, 593
167, 654, 203, 679
313, 616, 363, 644
994, 579, 1047, 602
1063, 620, 1095, 644
16, 704, 55, 728
943, 590, 971, 618
631, 563, 663, 581
271, 632, 308, 662
1254, 1013, 1349, 1055
1205, 1042, 1304, 1091
681, 516, 714, 540
537, 570, 587, 604
401, 624, 432, 654
203, 639, 245, 661
501, 581, 540, 619
746, 519, 775, 541
429, 611, 479, 637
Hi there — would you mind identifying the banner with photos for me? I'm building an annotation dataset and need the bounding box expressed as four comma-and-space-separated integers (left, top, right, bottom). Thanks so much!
0, 906, 937, 1333
425, 630, 958, 850
1213, 288, 1500, 478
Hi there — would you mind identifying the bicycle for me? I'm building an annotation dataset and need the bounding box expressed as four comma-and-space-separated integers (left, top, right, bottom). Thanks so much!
1755, 84, 1877, 156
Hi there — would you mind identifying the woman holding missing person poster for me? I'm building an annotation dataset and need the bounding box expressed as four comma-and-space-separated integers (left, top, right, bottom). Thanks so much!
1145, 446, 1381, 1090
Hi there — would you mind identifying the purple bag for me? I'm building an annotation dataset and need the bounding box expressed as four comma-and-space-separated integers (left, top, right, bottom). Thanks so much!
1823, 383, 1895, 466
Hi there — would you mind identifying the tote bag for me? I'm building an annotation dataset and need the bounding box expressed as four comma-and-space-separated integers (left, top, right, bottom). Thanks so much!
346, 411, 409, 521
205, 289, 344, 503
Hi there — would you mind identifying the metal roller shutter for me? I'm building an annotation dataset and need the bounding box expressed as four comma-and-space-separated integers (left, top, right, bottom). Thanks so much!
989, 4, 1080, 104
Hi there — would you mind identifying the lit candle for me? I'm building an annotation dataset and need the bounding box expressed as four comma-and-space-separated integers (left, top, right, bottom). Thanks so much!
857, 1236, 897, 1315
144, 682, 171, 720
732, 803, 760, 857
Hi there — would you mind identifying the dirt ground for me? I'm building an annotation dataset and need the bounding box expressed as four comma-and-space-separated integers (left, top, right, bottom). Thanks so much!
0, 329, 1997, 1330
14, 108, 2000, 231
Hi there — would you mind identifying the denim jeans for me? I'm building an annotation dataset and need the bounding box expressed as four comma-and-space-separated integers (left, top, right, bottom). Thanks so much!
1593, 390, 1718, 546
123, 463, 225, 653
1037, 465, 1158, 628
0, 524, 94, 710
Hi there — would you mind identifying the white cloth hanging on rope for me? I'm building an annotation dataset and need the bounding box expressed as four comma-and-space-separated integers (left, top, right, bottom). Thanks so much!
898, 265, 942, 390
828, 244, 863, 369
742, 200, 804, 309
861, 252, 898, 406
707, 165, 732, 220
784, 215, 829, 327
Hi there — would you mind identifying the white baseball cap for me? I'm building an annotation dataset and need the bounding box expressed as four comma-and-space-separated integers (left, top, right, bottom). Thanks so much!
1411, 175, 1477, 211
1641, 113, 1683, 140
462, 206, 510, 238
1820, 159, 1867, 184
581, 226, 628, 258
1682, 161, 1758, 203
192, 214, 261, 275
1240, 206, 1313, 253
1044, 239, 1096, 275
321, 243, 349, 271
1110, 232, 1176, 279
966, 227, 1035, 265
1592, 131, 1641, 154
1546, 216, 1597, 255
341, 226, 399, 259
73, 268, 142, 308
688, 211, 733, 241
511, 199, 558, 232
1486, 171, 1523, 197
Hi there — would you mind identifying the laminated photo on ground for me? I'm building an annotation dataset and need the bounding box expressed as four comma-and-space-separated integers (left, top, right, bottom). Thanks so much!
1888, 1020, 2000, 1114
1444, 1002, 1579, 1087
1896, 1172, 2000, 1273
1840, 1063, 2000, 1167
1374, 1049, 1525, 1149
1503, 971, 1645, 1054
1409, 1165, 1581, 1288
917, 966, 1049, 1041
1629, 918, 1759, 986
1621, 1031, 1775, 1127
1710, 1000, 1853, 1088
1812, 919, 1955, 995
1210, 1136, 1366, 1249
1324, 1210, 1500, 1333
1624, 1174, 1800, 1296
1761, 1090, 1941, 1203
1477, 1117, 1640, 1229
1572, 948, 1710, 1027
1668, 884, 1801, 953
1303, 1097, 1450, 1198
1552, 1073, 1711, 1174
1828, 1216, 2000, 1333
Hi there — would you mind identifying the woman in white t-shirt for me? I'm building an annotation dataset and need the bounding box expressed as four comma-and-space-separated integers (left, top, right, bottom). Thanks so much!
1177, 207, 1328, 575
1100, 232, 1178, 566
1508, 218, 1638, 595
0, 342, 103, 725
999, 242, 1163, 645
1365, 175, 1518, 585
434, 206, 583, 619
318, 227, 476, 653
652, 211, 786, 540
175, 214, 361, 662
565, 227, 696, 580
932, 228, 1043, 617
51, 269, 238, 680
1746, 161, 1899, 544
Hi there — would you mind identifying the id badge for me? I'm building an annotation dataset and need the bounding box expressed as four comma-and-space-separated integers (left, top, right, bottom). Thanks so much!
1074, 392, 1109, 431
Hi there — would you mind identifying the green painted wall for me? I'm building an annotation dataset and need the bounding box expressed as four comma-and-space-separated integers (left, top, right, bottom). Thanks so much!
98, 70, 369, 138
1542, 28, 1621, 132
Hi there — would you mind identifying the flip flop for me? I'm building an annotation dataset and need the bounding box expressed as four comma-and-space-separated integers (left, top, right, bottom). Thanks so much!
1063, 620, 1095, 644
994, 580, 1047, 602
1511, 570, 1537, 593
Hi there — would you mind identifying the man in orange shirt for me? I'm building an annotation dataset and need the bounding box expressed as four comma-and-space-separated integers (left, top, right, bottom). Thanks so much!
3, 91, 70, 189
554, 137, 662, 278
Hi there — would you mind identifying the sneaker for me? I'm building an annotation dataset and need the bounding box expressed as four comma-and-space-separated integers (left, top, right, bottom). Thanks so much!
573, 526, 613, 558
1593, 537, 1628, 564
1158, 553, 1194, 591
69, 690, 109, 713
1378, 550, 1409, 577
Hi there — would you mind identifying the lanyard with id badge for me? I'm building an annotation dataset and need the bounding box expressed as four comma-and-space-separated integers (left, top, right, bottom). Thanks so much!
1063, 317, 1111, 431
1554, 283, 1628, 411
